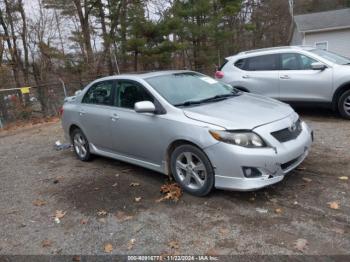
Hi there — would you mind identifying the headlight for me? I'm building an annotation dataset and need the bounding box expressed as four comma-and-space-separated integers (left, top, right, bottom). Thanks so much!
209, 130, 266, 148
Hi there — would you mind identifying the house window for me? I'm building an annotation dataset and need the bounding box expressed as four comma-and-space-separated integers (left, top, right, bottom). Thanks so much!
315, 41, 328, 51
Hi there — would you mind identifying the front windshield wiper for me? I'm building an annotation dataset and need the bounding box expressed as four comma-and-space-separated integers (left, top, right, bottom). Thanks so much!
174, 92, 240, 107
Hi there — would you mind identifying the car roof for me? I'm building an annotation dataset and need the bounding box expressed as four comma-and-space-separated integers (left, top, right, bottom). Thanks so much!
226, 46, 316, 60
91, 70, 197, 83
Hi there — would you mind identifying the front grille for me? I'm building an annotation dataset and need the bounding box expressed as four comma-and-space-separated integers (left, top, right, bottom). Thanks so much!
271, 119, 302, 143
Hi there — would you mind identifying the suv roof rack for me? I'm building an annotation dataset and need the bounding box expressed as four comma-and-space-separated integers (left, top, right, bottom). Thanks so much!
240, 45, 314, 55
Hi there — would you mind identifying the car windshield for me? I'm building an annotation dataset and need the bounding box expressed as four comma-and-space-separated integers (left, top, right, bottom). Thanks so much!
146, 72, 239, 106
310, 49, 350, 65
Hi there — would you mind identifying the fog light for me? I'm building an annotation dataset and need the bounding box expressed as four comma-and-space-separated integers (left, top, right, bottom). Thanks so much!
243, 167, 262, 178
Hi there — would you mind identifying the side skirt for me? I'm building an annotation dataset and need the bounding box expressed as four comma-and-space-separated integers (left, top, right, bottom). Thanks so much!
89, 143, 165, 174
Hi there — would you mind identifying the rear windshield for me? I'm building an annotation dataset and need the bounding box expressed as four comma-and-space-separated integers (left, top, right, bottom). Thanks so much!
218, 59, 229, 70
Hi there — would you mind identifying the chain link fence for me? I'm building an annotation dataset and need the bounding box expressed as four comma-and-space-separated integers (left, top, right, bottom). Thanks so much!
0, 66, 217, 129
0, 79, 93, 128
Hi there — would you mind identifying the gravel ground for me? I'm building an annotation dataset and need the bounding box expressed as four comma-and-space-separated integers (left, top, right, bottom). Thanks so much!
0, 108, 349, 255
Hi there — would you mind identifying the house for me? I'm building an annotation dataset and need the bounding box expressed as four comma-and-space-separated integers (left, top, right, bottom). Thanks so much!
290, 8, 350, 57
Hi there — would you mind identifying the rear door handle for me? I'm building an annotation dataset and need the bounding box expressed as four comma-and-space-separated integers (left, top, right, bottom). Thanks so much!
111, 113, 120, 122
242, 75, 250, 79
79, 110, 85, 116
280, 75, 290, 79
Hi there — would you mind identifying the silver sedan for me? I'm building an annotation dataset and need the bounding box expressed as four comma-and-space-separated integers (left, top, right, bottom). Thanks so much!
61, 71, 313, 196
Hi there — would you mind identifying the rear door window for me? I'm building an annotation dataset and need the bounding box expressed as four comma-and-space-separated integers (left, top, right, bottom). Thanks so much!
241, 54, 279, 71
82, 81, 114, 105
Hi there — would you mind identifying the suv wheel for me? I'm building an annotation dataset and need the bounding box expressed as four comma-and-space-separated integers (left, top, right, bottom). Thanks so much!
170, 144, 214, 196
338, 90, 350, 119
71, 128, 92, 161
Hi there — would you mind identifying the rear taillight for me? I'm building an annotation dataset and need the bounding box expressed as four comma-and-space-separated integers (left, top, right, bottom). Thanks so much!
215, 71, 224, 79
58, 106, 64, 117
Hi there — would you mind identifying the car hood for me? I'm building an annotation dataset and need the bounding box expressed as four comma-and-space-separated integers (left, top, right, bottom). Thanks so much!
183, 93, 295, 130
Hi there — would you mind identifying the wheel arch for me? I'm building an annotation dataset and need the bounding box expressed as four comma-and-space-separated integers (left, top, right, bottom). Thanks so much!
69, 124, 83, 141
164, 139, 205, 177
332, 82, 350, 110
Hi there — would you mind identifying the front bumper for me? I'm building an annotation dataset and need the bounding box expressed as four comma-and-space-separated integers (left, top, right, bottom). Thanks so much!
204, 120, 313, 191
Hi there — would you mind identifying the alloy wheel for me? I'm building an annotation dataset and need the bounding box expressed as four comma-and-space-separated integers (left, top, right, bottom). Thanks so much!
343, 95, 350, 116
73, 132, 88, 159
175, 152, 207, 190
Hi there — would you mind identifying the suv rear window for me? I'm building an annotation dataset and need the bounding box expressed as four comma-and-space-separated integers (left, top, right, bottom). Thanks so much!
218, 59, 228, 70
236, 54, 279, 71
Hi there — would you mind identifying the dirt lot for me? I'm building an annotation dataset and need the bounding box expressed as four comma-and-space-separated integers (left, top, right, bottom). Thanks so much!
0, 108, 349, 256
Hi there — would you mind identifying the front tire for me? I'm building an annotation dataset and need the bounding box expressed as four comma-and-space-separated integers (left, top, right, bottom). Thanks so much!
170, 144, 214, 197
71, 128, 92, 161
338, 90, 350, 119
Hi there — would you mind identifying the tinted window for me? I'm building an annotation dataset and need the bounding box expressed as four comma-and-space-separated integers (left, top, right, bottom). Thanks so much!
281, 53, 300, 70
234, 59, 246, 69
115, 80, 153, 109
244, 54, 279, 71
82, 81, 113, 105
281, 53, 317, 70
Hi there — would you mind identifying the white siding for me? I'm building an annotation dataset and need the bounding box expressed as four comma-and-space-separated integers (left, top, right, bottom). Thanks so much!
304, 28, 350, 57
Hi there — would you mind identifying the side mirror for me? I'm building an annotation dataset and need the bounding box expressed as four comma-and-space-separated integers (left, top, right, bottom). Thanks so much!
134, 101, 156, 113
311, 62, 327, 71
75, 90, 82, 96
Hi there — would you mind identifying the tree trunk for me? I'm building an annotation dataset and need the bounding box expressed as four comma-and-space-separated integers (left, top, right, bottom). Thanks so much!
18, 0, 30, 85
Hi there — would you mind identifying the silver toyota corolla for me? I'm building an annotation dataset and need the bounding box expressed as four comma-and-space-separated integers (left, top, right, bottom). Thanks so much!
61, 71, 313, 196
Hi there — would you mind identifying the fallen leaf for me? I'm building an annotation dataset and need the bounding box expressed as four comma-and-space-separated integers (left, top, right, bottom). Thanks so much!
168, 240, 180, 250
33, 199, 47, 207
331, 228, 344, 234
42, 239, 52, 248
135, 197, 142, 202
275, 208, 283, 214
296, 167, 306, 171
104, 243, 113, 253
94, 187, 100, 191
55, 210, 66, 219
130, 182, 140, 187
219, 228, 230, 236
156, 183, 182, 202
302, 177, 312, 183
115, 211, 133, 222
127, 239, 136, 250
339, 176, 348, 181
80, 219, 88, 225
294, 238, 308, 252
112, 182, 118, 187
97, 210, 108, 216
98, 218, 107, 223
72, 255, 81, 261
54, 217, 60, 224
328, 201, 340, 210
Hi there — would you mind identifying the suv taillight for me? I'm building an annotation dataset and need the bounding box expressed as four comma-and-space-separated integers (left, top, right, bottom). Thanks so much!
215, 71, 224, 79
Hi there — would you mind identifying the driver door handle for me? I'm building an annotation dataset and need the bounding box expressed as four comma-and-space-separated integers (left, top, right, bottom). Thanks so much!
79, 110, 85, 116
242, 75, 250, 79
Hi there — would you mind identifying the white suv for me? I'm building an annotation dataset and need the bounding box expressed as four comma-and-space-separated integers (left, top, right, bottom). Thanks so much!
215, 46, 350, 119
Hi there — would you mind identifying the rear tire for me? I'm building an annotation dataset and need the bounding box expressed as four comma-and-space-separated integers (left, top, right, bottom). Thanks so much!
71, 128, 92, 161
170, 144, 214, 197
338, 90, 350, 119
